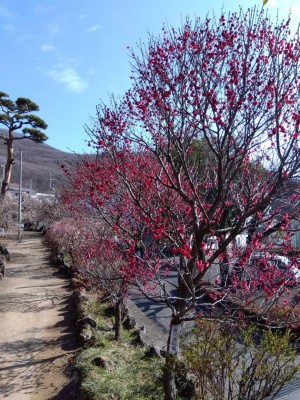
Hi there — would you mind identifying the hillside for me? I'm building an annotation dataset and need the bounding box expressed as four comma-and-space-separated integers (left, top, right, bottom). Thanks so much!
0, 130, 83, 193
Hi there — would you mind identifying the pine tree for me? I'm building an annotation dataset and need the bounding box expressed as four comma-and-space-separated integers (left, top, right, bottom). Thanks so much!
0, 91, 48, 195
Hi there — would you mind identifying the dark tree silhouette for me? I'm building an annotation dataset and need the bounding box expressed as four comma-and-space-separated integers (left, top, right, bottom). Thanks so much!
0, 91, 48, 195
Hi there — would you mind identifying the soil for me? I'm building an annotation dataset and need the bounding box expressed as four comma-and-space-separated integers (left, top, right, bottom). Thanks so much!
0, 230, 79, 400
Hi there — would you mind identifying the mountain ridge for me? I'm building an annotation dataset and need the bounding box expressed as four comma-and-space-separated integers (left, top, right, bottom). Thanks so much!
0, 129, 82, 192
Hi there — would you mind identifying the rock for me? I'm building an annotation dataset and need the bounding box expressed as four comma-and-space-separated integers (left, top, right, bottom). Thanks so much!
143, 345, 165, 358
176, 362, 196, 399
160, 348, 167, 358
123, 315, 136, 330
77, 315, 97, 328
71, 277, 83, 289
76, 291, 90, 304
132, 326, 147, 346
79, 325, 93, 346
91, 356, 115, 371
56, 252, 65, 265
58, 263, 71, 276
24, 221, 35, 231
76, 299, 92, 320
176, 374, 196, 400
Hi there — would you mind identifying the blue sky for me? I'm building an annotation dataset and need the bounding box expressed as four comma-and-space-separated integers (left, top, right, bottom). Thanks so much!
0, 0, 298, 153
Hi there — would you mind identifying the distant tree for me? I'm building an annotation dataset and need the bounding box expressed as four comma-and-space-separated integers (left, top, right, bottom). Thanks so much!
0, 92, 48, 195
22, 189, 69, 231
0, 192, 18, 229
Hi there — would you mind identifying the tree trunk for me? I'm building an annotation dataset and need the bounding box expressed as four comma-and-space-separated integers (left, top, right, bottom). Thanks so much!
1, 135, 14, 196
219, 252, 229, 288
162, 317, 182, 400
162, 353, 177, 400
114, 297, 123, 340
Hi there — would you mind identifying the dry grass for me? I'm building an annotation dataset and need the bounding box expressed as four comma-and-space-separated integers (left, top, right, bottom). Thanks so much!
74, 300, 164, 400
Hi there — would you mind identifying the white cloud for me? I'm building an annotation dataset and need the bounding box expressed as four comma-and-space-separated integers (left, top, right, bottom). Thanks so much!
265, 0, 299, 34
86, 24, 99, 33
41, 43, 55, 52
290, 5, 300, 18
48, 67, 87, 93
288, 6, 300, 33
268, 0, 278, 7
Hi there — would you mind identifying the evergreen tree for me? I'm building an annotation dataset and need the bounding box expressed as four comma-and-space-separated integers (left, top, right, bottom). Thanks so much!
0, 92, 48, 195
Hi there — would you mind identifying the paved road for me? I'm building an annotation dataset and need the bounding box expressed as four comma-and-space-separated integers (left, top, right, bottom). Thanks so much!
274, 381, 300, 399
131, 264, 300, 400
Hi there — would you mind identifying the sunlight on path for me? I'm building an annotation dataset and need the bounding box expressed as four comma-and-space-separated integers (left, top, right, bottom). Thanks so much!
0, 231, 77, 400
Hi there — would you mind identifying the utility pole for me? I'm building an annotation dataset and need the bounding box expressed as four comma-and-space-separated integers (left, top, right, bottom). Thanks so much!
50, 172, 55, 191
18, 151, 23, 241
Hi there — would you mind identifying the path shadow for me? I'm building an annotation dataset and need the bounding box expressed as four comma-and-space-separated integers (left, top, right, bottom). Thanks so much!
0, 230, 81, 398
50, 379, 80, 400
0, 293, 80, 397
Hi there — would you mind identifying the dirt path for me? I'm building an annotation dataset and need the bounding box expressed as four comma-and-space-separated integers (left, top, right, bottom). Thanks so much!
0, 230, 78, 400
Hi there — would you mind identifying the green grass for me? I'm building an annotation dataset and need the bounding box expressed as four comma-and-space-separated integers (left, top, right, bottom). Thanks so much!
74, 299, 164, 400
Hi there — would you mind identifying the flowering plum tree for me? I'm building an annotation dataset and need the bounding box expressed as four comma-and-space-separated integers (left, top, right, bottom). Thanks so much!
46, 217, 81, 259
67, 7, 300, 399
46, 210, 141, 340
70, 219, 136, 340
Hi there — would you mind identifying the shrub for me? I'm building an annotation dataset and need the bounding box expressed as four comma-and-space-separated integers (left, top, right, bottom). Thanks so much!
180, 319, 300, 400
